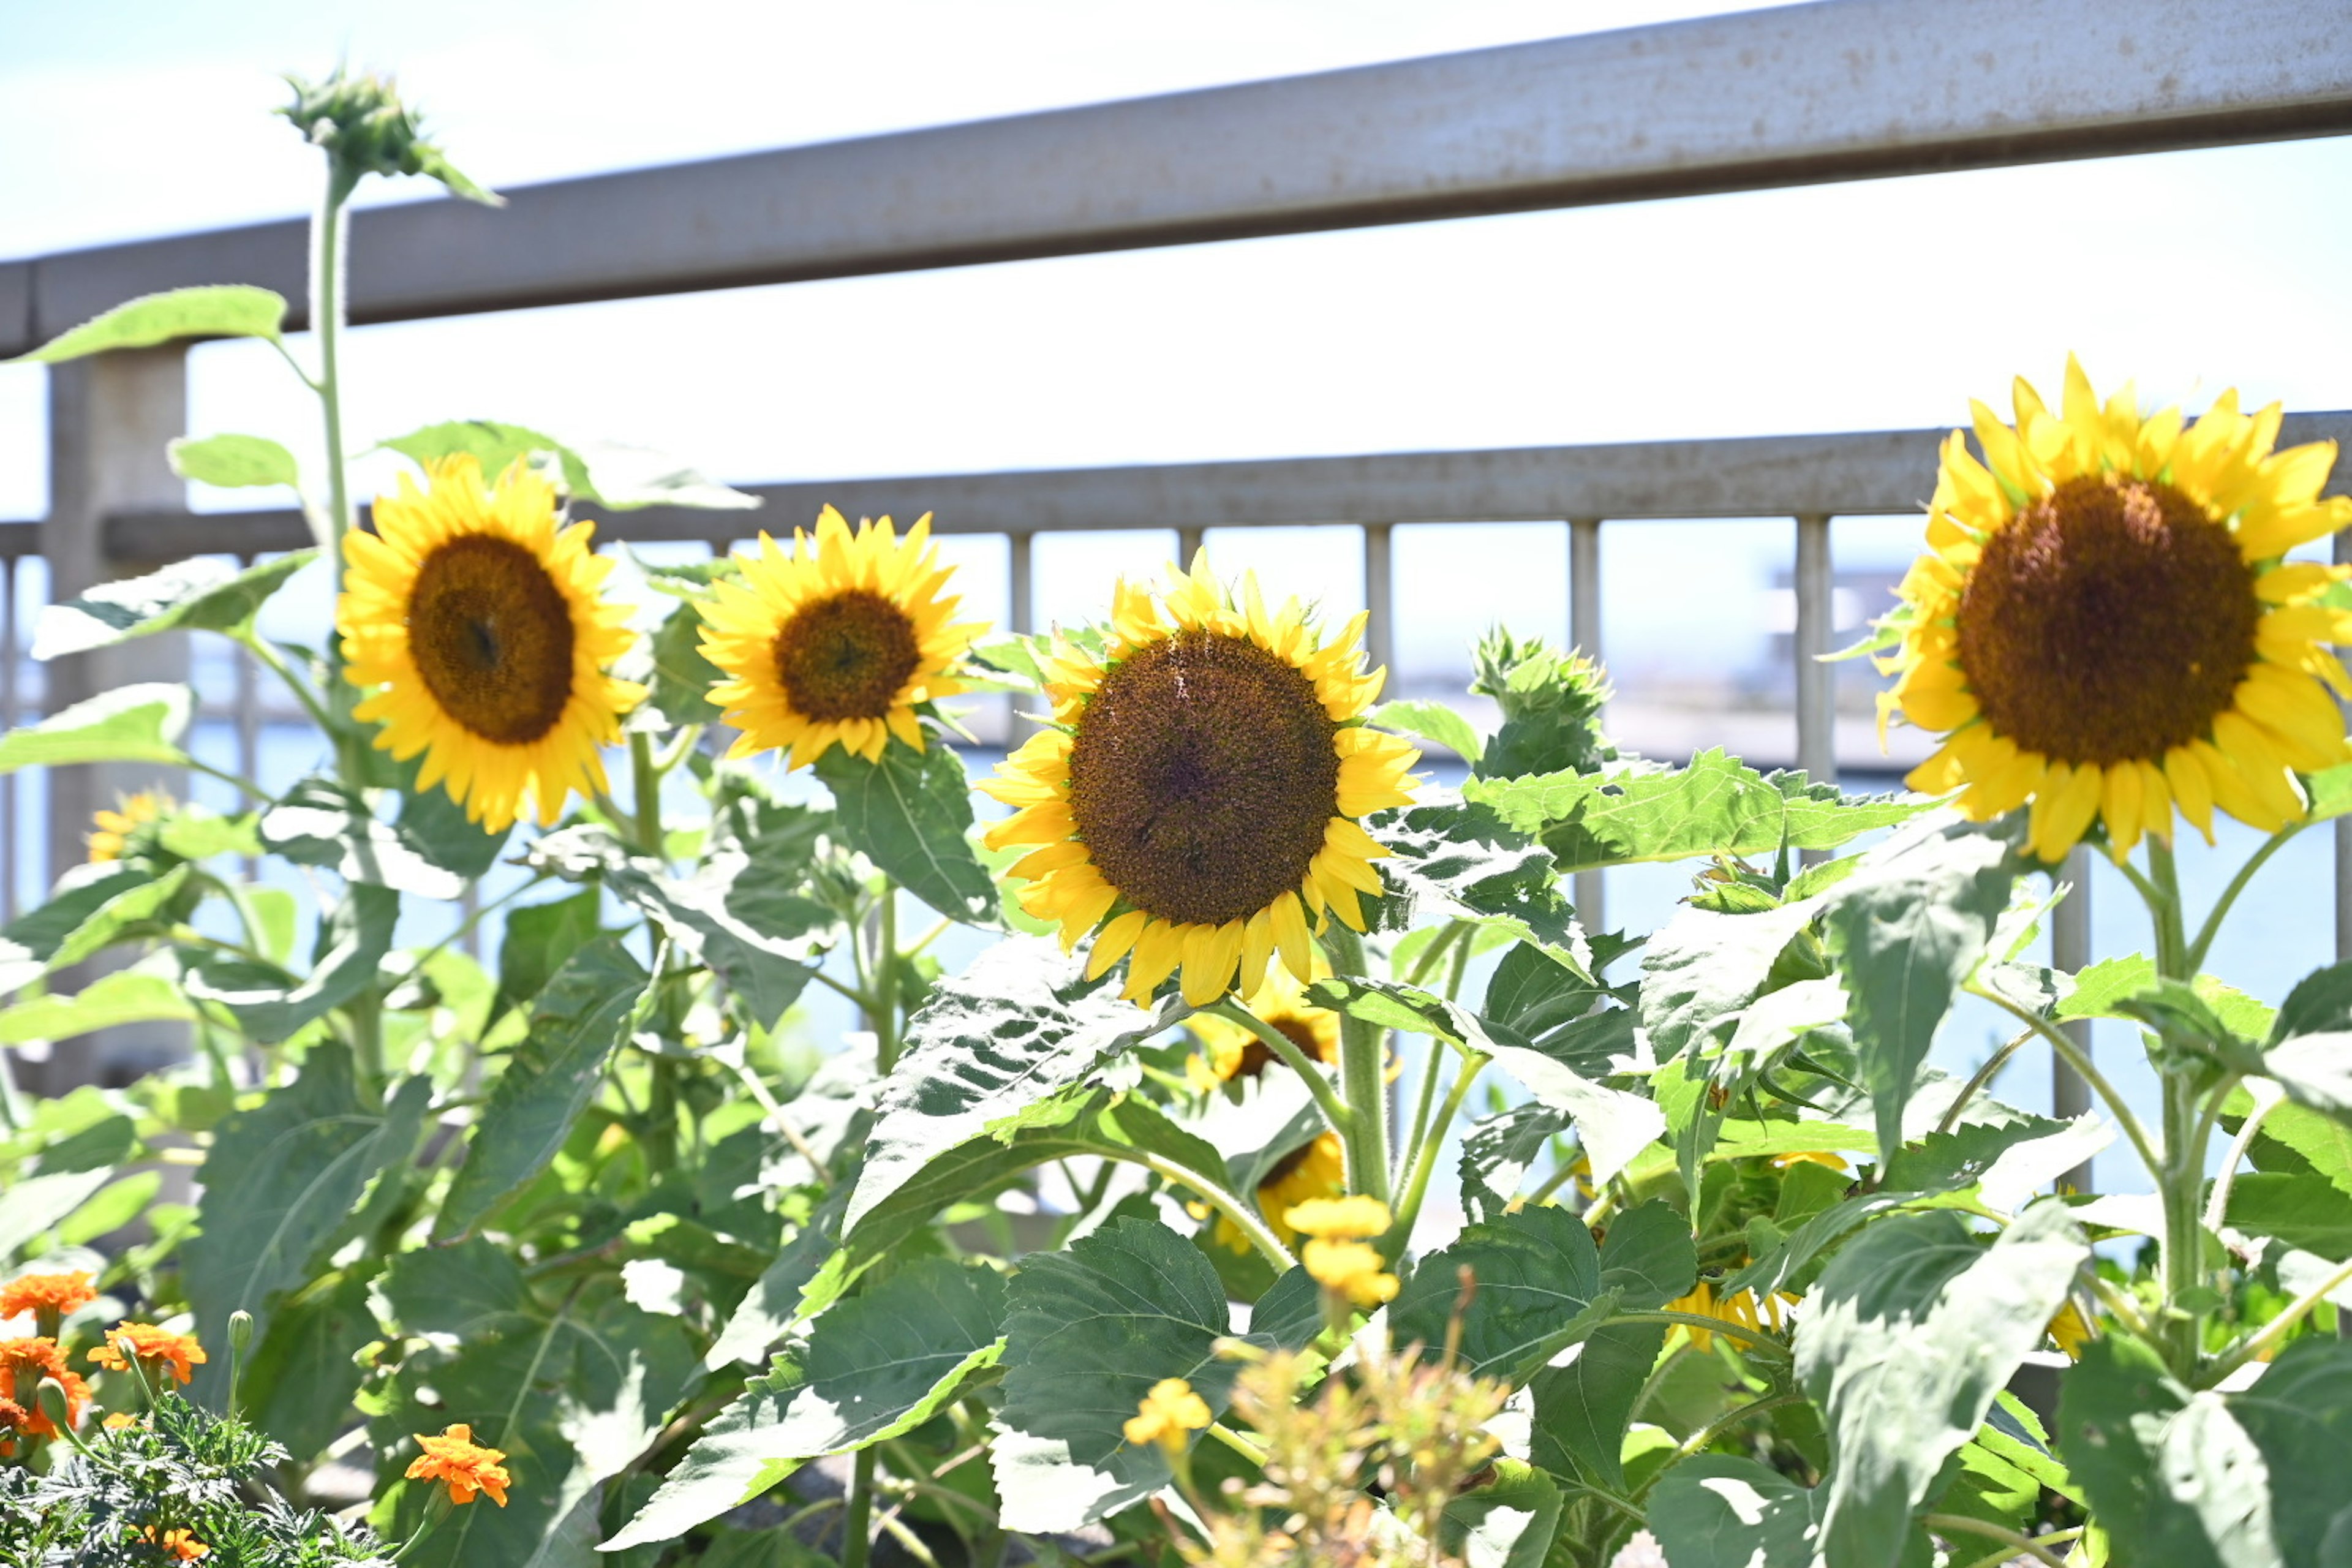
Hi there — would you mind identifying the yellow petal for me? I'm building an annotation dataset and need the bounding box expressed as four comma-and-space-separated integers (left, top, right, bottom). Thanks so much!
2165, 747, 2217, 845
2029, 762, 2102, 863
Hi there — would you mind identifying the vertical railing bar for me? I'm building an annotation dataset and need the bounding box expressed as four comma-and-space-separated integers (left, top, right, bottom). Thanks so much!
1175, 525, 1206, 569
1361, 522, 1395, 688
1794, 514, 1835, 867
1, 555, 17, 924
2053, 846, 2095, 1189
1008, 530, 1035, 636
1568, 518, 1605, 933
2339, 521, 2351, 968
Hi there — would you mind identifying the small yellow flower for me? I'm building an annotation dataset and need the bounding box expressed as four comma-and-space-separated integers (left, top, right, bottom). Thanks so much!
1301, 1238, 1400, 1309
88, 1323, 207, 1386
1123, 1377, 1212, 1453
407, 1422, 512, 1506
1284, 1194, 1392, 1242
104, 1412, 142, 1431
87, 793, 169, 863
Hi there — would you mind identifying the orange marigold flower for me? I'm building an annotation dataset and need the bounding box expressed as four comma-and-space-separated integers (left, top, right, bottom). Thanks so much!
88, 1322, 207, 1385
0, 1270, 97, 1329
0, 1395, 29, 1456
407, 1423, 511, 1506
136, 1525, 210, 1561
104, 1411, 143, 1430
0, 1338, 90, 1436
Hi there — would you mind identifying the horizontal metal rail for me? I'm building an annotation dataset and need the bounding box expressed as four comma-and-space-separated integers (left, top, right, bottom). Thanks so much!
85, 414, 2352, 563
7, 0, 2352, 355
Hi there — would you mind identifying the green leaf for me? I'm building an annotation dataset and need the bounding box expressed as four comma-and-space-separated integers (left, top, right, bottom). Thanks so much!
6, 284, 285, 363
1310, 974, 1662, 1189
605, 1260, 1007, 1550
1439, 1458, 1563, 1568
393, 754, 514, 883
1819, 818, 2016, 1162
181, 1044, 431, 1396
242, 1270, 375, 1465
2226, 1173, 2352, 1257
530, 823, 830, 1031
32, 552, 317, 660
2060, 1335, 2352, 1568
1648, 1455, 1826, 1568
181, 883, 398, 1042
0, 965, 196, 1045
0, 862, 191, 993
2258, 1033, 2352, 1120
622, 598, 727, 731
846, 1084, 1229, 1268
379, 420, 758, 510
1460, 1102, 1563, 1221
2225, 1087, 2352, 1199
844, 937, 1184, 1234
815, 741, 1000, 925
168, 432, 300, 489
1468, 628, 1611, 780
1798, 1201, 2087, 1568
1390, 1205, 1619, 1384
0, 1168, 116, 1260
599, 1356, 808, 1551
260, 775, 477, 900
993, 1217, 1246, 1532
1640, 896, 1820, 1063
1365, 791, 1589, 974
381, 418, 575, 488
496, 889, 608, 1020
1526, 1205, 1694, 1489
0, 682, 193, 775
706, 1186, 852, 1371
1880, 1110, 2116, 1215
1466, 748, 1928, 873
436, 937, 650, 1240
1370, 698, 1483, 763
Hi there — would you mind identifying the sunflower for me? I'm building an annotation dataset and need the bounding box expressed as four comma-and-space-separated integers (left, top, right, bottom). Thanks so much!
1213, 1131, 1346, 1256
982, 557, 1420, 1006
339, 454, 642, 833
699, 507, 980, 769
1186, 957, 1341, 1090
86, 793, 169, 864
1884, 357, 2352, 862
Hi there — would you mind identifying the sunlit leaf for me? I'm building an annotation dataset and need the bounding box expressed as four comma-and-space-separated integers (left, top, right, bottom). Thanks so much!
7, 285, 284, 364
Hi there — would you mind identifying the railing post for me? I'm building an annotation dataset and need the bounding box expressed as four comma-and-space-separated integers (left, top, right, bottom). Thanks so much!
2052, 846, 2095, 1190
1794, 513, 1836, 869
1361, 522, 1395, 687
1568, 518, 1605, 932
36, 346, 192, 1093
1175, 525, 1206, 568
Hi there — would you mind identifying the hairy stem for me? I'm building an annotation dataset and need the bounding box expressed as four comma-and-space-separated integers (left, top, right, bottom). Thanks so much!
1320, 922, 1391, 1204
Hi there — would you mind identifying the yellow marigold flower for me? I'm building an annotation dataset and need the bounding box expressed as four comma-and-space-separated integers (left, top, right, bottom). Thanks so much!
86, 793, 170, 864
1883, 356, 2352, 864
1186, 956, 1341, 1090
1664, 1280, 1798, 1355
1284, 1194, 1393, 1242
136, 1526, 209, 1561
1216, 1132, 1346, 1255
88, 1323, 207, 1386
407, 1422, 512, 1506
1302, 1238, 1400, 1309
1122, 1377, 1212, 1453
104, 1411, 143, 1431
699, 507, 981, 769
982, 554, 1420, 1007
339, 454, 644, 832
0, 1338, 89, 1436
0, 1271, 97, 1337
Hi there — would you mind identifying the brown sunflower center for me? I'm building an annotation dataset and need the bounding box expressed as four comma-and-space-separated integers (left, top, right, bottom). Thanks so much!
1955, 473, 2258, 766
407, 535, 576, 745
773, 590, 922, 722
1066, 630, 1340, 928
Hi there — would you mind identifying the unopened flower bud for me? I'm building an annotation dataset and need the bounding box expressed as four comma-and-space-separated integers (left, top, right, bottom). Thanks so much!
279, 67, 499, 205
228, 1311, 254, 1354
35, 1378, 74, 1436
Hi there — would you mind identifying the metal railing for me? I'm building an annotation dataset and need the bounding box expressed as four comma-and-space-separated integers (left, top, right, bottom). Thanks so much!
7, 0, 2352, 1092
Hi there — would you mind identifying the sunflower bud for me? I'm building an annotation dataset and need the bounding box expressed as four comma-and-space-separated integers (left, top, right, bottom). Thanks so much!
280, 67, 499, 205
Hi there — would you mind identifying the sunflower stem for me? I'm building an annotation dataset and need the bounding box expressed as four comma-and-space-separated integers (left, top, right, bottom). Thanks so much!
841, 1447, 876, 1568
629, 732, 664, 857
2132, 835, 2213, 1379
1388, 1049, 1487, 1262
1202, 1000, 1353, 1139
1319, 923, 1391, 1205
872, 881, 901, 1076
